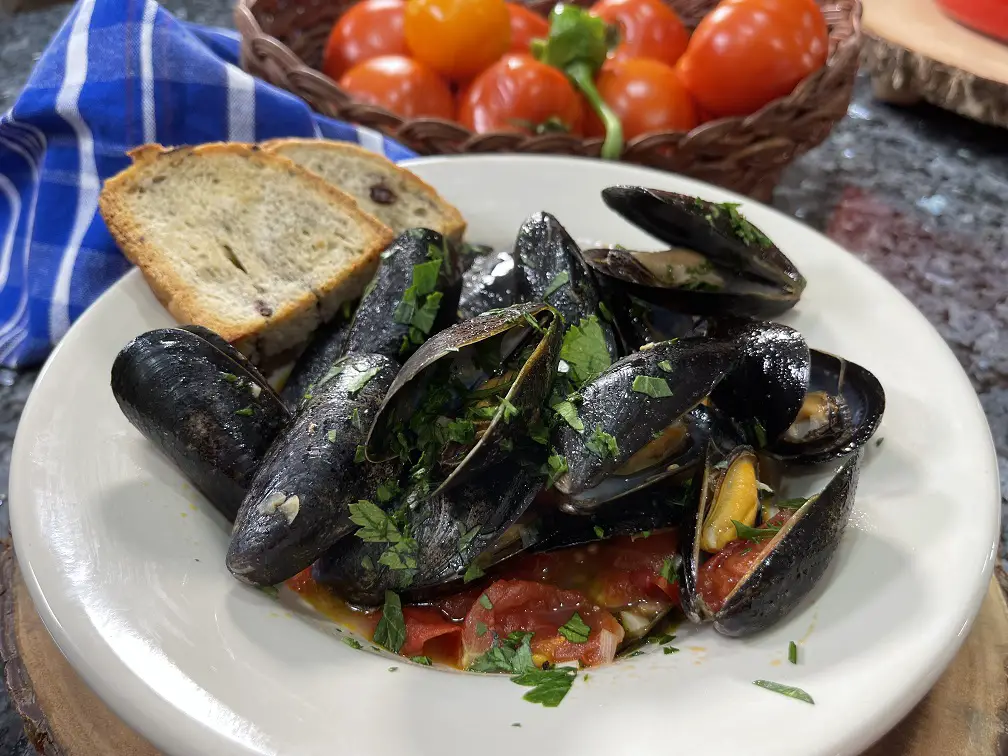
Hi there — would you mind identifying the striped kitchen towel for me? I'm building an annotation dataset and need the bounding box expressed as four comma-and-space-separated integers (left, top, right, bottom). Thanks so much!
0, 0, 417, 369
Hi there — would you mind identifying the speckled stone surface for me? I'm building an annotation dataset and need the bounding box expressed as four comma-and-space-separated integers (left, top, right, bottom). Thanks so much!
0, 1, 1005, 750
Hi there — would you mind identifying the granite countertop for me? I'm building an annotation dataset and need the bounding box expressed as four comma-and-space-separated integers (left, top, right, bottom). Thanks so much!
0, 1, 1005, 752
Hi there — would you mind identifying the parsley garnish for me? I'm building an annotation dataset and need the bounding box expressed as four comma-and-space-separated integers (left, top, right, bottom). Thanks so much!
348, 499, 401, 542
221, 372, 240, 383
789, 641, 798, 664
658, 360, 673, 372
327, 429, 338, 443
346, 365, 381, 396
552, 400, 584, 432
393, 257, 444, 351
354, 444, 367, 463
343, 637, 362, 650
411, 656, 433, 665
318, 361, 346, 388
663, 646, 680, 655
659, 556, 679, 583
585, 425, 619, 459
376, 479, 400, 503
649, 633, 676, 645
479, 594, 494, 610
543, 270, 570, 298
545, 452, 568, 487
463, 563, 485, 583
469, 633, 536, 674
631, 375, 673, 398
528, 419, 550, 445
459, 524, 481, 552
775, 497, 808, 509
753, 680, 814, 704
598, 301, 614, 322
235, 406, 254, 416
350, 407, 362, 430
559, 315, 612, 387
732, 520, 781, 542
476, 621, 489, 637
720, 202, 772, 247
751, 420, 768, 448
512, 667, 577, 707
875, 436, 884, 447
593, 525, 605, 539
373, 591, 406, 653
558, 612, 591, 643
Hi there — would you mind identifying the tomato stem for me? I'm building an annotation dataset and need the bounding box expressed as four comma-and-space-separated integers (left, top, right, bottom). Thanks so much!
567, 61, 623, 160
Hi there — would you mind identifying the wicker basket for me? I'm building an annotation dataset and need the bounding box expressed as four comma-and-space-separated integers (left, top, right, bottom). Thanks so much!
235, 0, 862, 201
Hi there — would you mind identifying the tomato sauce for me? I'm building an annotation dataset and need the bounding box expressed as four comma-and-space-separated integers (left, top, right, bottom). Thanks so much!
285, 528, 683, 669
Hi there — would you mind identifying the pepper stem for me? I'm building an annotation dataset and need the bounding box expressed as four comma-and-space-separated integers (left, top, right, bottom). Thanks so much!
567, 61, 623, 160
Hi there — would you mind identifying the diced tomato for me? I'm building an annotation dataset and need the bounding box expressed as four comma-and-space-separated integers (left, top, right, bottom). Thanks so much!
696, 511, 794, 612
431, 584, 488, 622
400, 606, 463, 658
461, 579, 624, 669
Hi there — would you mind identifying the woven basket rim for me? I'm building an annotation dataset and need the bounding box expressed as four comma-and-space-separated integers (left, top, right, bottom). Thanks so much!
234, 0, 864, 148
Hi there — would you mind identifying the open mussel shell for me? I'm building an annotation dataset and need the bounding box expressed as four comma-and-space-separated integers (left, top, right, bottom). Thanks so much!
458, 249, 518, 320
596, 277, 698, 353
343, 228, 460, 362
226, 353, 399, 586
681, 444, 863, 637
556, 335, 740, 498
583, 186, 805, 318
512, 211, 619, 359
705, 318, 811, 446
769, 350, 885, 465
312, 458, 543, 606
366, 302, 562, 495
560, 404, 741, 512
111, 326, 292, 521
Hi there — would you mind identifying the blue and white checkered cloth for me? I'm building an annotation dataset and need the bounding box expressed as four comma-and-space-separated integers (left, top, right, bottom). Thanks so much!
0, 0, 417, 369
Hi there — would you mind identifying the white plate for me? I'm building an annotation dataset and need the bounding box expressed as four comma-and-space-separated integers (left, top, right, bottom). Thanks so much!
10, 156, 1000, 756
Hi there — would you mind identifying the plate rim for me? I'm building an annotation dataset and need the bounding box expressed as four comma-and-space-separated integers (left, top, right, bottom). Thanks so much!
10, 154, 1002, 756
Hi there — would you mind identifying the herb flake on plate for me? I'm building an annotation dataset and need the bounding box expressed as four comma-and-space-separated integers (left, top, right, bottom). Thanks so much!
753, 679, 814, 704
558, 612, 591, 643
373, 591, 406, 653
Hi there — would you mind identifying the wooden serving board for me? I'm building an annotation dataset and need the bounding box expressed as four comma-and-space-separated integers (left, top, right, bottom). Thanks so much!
861, 0, 1008, 128
2, 541, 1007, 755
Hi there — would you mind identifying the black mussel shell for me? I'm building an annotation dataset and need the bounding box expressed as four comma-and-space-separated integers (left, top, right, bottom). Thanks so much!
596, 277, 697, 354
583, 187, 805, 318
280, 303, 355, 410
344, 229, 460, 362
111, 326, 292, 521
557, 336, 740, 497
226, 353, 399, 586
366, 303, 562, 496
458, 249, 518, 320
512, 212, 620, 359
456, 241, 494, 274
769, 350, 885, 465
560, 404, 742, 512
705, 318, 810, 447
681, 445, 862, 636
312, 458, 543, 606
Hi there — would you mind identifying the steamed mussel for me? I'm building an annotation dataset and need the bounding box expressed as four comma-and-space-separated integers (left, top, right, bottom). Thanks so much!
111, 185, 886, 679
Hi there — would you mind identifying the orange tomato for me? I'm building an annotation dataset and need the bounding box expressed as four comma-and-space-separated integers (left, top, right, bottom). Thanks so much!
589, 0, 690, 67
458, 54, 584, 135
675, 0, 828, 118
506, 2, 550, 54
321, 0, 408, 80
584, 57, 696, 140
404, 0, 511, 82
338, 55, 455, 119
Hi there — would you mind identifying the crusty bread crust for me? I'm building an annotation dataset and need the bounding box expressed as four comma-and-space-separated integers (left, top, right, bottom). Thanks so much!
99, 142, 394, 360
262, 138, 467, 243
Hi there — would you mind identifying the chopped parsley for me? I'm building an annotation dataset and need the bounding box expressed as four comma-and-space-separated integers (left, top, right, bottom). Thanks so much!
788, 641, 798, 664
463, 563, 485, 583
458, 524, 481, 552
663, 646, 680, 655
598, 301, 614, 323
552, 400, 584, 432
411, 656, 433, 666
545, 452, 568, 488
631, 375, 673, 398
543, 270, 570, 298
648, 633, 677, 645
512, 667, 577, 707
393, 255, 445, 352
557, 612, 591, 643
235, 406, 254, 416
528, 419, 550, 445
469, 632, 536, 674
750, 420, 768, 448
775, 497, 808, 509
476, 621, 489, 637
659, 556, 679, 583
479, 594, 494, 610
221, 372, 240, 383
343, 637, 363, 650
720, 202, 772, 247
732, 520, 781, 542
327, 429, 338, 443
350, 407, 363, 430
376, 479, 401, 503
345, 365, 382, 396
373, 591, 406, 653
658, 360, 673, 372
354, 444, 367, 463
585, 425, 619, 459
753, 680, 814, 704
559, 315, 612, 387
348, 499, 402, 543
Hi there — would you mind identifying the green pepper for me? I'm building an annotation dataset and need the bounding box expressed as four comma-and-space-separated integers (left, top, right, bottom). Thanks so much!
531, 4, 624, 160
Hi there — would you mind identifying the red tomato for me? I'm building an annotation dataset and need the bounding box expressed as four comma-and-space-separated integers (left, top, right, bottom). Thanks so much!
404, 0, 512, 81
338, 56, 455, 119
461, 580, 624, 668
937, 0, 1008, 41
321, 0, 408, 81
589, 0, 690, 67
584, 57, 697, 140
675, 0, 828, 118
400, 606, 463, 658
458, 54, 584, 135
696, 510, 794, 612
506, 2, 550, 54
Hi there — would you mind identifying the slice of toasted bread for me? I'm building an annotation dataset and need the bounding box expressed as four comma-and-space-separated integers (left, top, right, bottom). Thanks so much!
262, 139, 466, 244
99, 143, 394, 361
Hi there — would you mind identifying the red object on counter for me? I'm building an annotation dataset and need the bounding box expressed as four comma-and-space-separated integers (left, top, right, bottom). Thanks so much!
935, 0, 1008, 42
